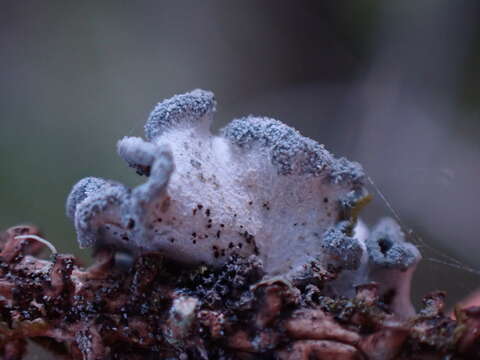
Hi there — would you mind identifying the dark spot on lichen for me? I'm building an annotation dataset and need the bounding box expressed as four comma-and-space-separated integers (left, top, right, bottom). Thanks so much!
190, 159, 202, 169
378, 238, 393, 255
160, 197, 171, 213
127, 219, 135, 229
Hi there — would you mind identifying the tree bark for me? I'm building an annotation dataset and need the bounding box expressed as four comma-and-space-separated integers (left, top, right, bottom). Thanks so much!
0, 226, 478, 359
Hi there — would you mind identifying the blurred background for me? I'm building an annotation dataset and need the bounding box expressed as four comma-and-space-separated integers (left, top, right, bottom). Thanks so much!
1, 0, 480, 310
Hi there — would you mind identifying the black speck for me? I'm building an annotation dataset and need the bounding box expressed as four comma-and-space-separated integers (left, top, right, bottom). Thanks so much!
228, 242, 234, 249
193, 209, 197, 216
248, 201, 253, 205
324, 197, 329, 203
378, 238, 393, 255
192, 239, 197, 244
169, 238, 175, 243
207, 224, 212, 229
220, 224, 225, 228
127, 219, 135, 229
192, 232, 197, 237
216, 230, 221, 238
206, 208, 211, 217
197, 204, 203, 210
212, 245, 219, 258
157, 218, 162, 222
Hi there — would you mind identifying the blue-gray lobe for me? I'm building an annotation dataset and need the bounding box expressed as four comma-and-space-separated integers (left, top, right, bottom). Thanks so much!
222, 116, 364, 180
366, 217, 418, 270
73, 183, 130, 248
222, 116, 332, 176
66, 177, 111, 219
329, 157, 365, 185
129, 148, 173, 242
321, 221, 363, 270
145, 89, 216, 141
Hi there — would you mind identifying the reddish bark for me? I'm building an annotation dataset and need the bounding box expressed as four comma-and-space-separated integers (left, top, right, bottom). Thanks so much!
0, 226, 479, 359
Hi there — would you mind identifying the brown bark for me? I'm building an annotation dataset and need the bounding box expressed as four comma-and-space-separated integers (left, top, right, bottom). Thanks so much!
0, 226, 478, 359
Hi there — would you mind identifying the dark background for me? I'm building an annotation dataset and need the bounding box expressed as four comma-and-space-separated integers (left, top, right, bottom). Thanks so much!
1, 0, 480, 318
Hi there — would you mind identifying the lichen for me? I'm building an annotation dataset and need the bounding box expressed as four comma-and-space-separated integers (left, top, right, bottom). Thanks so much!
66, 89, 420, 310
7, 90, 480, 359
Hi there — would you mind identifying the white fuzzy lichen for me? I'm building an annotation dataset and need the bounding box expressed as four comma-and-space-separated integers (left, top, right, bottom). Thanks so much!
66, 89, 420, 297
